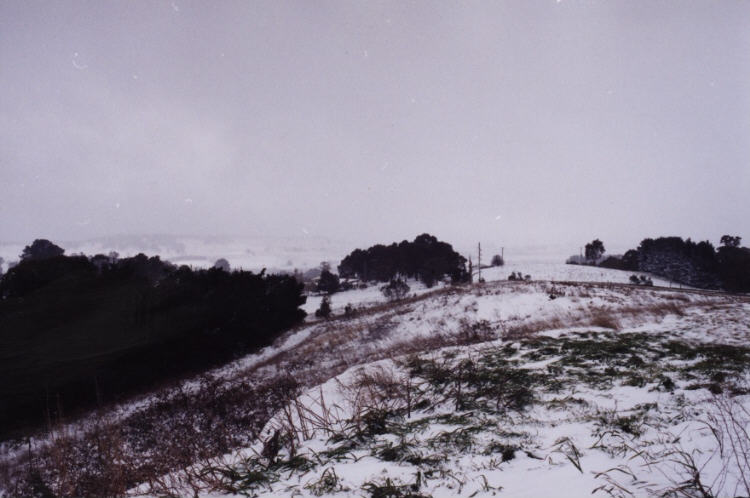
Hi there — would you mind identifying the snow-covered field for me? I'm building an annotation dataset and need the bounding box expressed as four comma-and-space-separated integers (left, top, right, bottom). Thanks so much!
304, 261, 683, 318
2, 252, 747, 497
132, 279, 749, 497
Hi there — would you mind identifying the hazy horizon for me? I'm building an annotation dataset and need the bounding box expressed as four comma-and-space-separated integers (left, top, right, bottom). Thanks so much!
2, 1, 748, 250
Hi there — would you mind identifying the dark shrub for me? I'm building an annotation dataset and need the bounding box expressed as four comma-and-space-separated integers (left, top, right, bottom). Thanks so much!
380, 278, 410, 301
315, 295, 332, 319
316, 269, 340, 294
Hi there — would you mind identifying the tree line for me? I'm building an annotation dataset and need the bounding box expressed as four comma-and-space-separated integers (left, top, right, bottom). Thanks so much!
568, 235, 750, 292
0, 240, 306, 439
337, 233, 469, 287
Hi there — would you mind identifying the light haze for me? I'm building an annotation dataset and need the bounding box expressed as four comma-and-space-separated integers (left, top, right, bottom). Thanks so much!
1, 1, 748, 251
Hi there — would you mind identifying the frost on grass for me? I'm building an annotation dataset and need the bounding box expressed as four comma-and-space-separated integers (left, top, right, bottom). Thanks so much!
179, 329, 750, 497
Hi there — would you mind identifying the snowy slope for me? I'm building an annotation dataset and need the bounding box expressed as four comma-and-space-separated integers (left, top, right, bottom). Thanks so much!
129, 280, 749, 497
3, 261, 747, 497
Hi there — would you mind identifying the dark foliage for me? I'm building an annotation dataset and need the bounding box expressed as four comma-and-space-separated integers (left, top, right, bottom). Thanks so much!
20, 239, 65, 261
597, 256, 626, 270
315, 295, 332, 319
620, 236, 750, 292
213, 258, 231, 272
584, 239, 605, 262
720, 235, 741, 248
0, 243, 306, 439
507, 272, 530, 281
338, 234, 468, 287
621, 249, 640, 271
316, 269, 341, 294
629, 274, 653, 286
380, 278, 410, 301
490, 254, 504, 267
716, 244, 750, 293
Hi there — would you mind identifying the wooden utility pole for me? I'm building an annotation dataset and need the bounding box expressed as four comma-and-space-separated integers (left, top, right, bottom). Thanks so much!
477, 242, 482, 282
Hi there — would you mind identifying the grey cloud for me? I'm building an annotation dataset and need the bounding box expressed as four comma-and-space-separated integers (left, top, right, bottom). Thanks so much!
1, 1, 748, 249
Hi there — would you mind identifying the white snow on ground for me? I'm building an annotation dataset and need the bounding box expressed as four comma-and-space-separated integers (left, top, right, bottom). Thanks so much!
124, 276, 749, 497
479, 261, 678, 287
4, 254, 746, 497
195, 318, 750, 497
303, 259, 683, 318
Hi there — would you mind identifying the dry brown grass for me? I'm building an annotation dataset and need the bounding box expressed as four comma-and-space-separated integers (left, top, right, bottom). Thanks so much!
0, 374, 301, 497
589, 311, 621, 330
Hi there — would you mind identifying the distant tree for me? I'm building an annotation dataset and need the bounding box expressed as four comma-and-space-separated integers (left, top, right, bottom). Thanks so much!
622, 250, 640, 271
720, 235, 741, 248
338, 234, 467, 287
491, 254, 504, 267
0, 257, 4, 277
20, 239, 64, 261
315, 295, 332, 319
317, 269, 340, 294
716, 237, 750, 292
213, 258, 231, 272
585, 239, 605, 262
380, 278, 410, 301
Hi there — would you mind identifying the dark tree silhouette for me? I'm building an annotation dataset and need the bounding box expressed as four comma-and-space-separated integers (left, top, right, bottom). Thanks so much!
338, 234, 468, 286
20, 239, 64, 261
620, 235, 750, 292
584, 239, 605, 262
316, 269, 340, 294
720, 235, 741, 248
622, 249, 640, 271
490, 254, 504, 267
315, 295, 332, 318
213, 258, 231, 272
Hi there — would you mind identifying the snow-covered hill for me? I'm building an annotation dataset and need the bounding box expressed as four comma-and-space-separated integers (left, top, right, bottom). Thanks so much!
2, 265, 747, 497
168, 282, 750, 497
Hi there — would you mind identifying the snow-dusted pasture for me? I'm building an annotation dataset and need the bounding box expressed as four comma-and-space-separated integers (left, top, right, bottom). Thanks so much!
2, 254, 747, 497
123, 277, 749, 497
304, 259, 682, 318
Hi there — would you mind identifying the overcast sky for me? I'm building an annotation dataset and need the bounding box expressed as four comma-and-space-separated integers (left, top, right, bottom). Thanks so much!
1, 1, 748, 250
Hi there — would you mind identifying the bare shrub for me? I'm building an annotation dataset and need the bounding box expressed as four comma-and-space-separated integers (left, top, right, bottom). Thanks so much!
1, 374, 301, 497
590, 310, 620, 330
